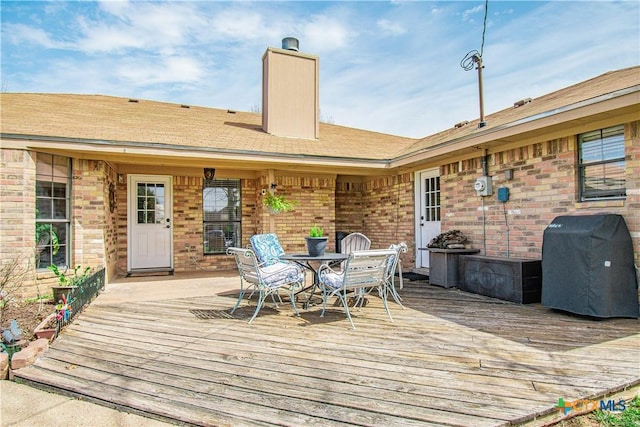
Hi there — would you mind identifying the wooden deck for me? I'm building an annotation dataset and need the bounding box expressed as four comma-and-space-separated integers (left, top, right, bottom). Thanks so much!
13, 278, 640, 426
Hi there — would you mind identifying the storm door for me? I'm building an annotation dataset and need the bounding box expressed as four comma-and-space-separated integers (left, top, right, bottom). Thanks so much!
415, 169, 441, 269
128, 175, 173, 272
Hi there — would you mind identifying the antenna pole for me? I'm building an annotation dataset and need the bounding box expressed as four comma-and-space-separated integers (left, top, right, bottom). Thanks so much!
474, 54, 487, 128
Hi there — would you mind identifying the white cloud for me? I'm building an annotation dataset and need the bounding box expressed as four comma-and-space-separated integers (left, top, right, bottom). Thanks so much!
462, 4, 484, 22
116, 56, 203, 85
1, 1, 638, 138
302, 14, 354, 53
75, 1, 205, 53
2, 23, 64, 49
377, 19, 406, 36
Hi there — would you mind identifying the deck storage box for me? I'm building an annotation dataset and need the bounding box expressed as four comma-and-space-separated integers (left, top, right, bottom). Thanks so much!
541, 214, 639, 318
459, 255, 542, 303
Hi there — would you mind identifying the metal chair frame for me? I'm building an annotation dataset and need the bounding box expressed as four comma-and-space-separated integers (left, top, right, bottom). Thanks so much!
227, 247, 304, 324
318, 249, 396, 329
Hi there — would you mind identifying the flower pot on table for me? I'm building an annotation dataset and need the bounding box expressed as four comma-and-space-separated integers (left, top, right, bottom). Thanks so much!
305, 237, 328, 257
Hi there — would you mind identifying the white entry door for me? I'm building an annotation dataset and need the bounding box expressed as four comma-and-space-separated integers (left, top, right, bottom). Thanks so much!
128, 175, 173, 271
415, 169, 441, 269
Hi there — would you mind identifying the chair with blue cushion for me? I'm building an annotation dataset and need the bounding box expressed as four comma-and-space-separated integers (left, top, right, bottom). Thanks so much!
227, 247, 304, 324
318, 248, 396, 329
250, 233, 286, 266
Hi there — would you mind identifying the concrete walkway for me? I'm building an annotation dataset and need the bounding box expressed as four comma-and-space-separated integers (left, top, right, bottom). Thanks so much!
1, 380, 174, 427
1, 270, 240, 427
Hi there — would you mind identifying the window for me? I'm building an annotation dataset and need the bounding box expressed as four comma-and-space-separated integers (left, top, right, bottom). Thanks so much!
424, 176, 440, 221
578, 125, 626, 201
36, 153, 71, 268
203, 179, 241, 254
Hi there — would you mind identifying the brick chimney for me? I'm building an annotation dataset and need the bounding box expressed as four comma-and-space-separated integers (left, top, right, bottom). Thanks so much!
262, 38, 319, 139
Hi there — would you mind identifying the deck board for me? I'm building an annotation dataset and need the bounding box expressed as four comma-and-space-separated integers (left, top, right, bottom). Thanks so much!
14, 280, 640, 426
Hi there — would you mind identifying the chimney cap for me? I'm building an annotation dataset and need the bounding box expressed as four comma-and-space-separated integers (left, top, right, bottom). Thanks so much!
282, 37, 299, 51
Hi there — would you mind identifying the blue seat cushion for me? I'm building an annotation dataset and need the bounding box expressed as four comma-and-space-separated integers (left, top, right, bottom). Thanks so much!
250, 234, 285, 266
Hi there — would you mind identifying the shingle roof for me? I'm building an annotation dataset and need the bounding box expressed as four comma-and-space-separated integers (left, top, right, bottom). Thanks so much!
406, 65, 640, 154
0, 93, 416, 161
2, 65, 638, 169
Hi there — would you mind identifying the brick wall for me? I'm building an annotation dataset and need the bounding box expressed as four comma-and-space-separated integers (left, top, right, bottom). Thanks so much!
260, 175, 337, 253
337, 172, 416, 266
0, 149, 37, 297
5, 117, 638, 295
440, 121, 640, 263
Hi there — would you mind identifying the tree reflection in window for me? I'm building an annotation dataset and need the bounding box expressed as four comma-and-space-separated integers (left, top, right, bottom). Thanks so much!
203, 179, 241, 254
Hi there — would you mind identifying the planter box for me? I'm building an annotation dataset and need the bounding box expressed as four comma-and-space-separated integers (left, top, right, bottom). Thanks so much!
426, 248, 480, 288
459, 255, 542, 304
34, 313, 57, 341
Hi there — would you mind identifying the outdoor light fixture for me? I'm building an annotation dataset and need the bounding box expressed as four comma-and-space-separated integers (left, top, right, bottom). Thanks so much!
204, 168, 215, 180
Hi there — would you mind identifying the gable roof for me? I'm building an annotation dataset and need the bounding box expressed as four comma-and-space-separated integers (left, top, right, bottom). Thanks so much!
2, 65, 638, 175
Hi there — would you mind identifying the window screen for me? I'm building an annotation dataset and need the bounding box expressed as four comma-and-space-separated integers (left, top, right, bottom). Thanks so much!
203, 179, 241, 254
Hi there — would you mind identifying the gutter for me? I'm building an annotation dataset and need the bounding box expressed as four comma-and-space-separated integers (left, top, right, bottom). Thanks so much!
0, 133, 392, 165
2, 85, 638, 168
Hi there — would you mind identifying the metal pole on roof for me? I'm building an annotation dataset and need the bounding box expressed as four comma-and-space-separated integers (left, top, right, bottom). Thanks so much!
474, 54, 487, 129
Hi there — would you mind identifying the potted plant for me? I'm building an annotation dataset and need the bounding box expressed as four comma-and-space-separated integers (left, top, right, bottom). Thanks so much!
263, 192, 297, 214
48, 264, 91, 303
305, 224, 328, 257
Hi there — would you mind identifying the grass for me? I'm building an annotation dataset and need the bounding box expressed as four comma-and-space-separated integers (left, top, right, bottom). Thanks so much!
591, 396, 640, 426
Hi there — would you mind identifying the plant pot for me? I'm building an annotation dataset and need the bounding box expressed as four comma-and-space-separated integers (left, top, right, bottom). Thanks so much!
34, 313, 57, 341
51, 286, 76, 303
305, 237, 328, 257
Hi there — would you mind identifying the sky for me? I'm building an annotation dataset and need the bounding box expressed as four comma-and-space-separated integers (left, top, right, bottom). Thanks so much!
1, 1, 639, 139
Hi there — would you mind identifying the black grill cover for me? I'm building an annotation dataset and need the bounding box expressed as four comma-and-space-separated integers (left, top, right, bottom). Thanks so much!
541, 214, 639, 318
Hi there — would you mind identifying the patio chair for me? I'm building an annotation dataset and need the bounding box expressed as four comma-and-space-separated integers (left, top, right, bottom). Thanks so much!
339, 232, 371, 270
318, 248, 396, 329
386, 242, 408, 307
250, 233, 286, 266
226, 247, 304, 324
340, 232, 371, 254
250, 232, 309, 290
352, 242, 408, 309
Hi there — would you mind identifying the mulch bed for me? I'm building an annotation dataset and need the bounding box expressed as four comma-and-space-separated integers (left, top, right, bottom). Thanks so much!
1, 300, 56, 343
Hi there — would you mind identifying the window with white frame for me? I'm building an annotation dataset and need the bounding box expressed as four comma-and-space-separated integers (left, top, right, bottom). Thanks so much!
578, 125, 626, 201
35, 153, 71, 268
203, 179, 241, 254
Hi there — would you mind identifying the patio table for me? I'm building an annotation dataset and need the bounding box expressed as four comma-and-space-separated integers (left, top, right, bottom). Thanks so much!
281, 253, 348, 309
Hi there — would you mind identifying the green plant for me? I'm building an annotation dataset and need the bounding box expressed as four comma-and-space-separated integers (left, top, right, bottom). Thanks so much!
47, 264, 91, 287
591, 396, 640, 426
309, 224, 324, 237
263, 192, 297, 214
